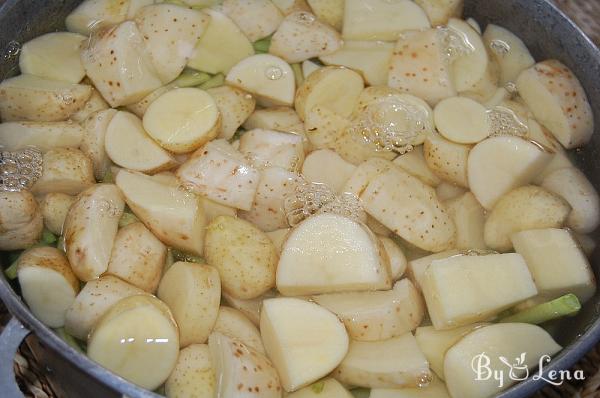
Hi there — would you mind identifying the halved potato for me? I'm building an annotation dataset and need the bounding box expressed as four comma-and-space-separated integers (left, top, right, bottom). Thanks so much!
307, 0, 343, 30
342, 0, 430, 41
64, 184, 124, 281
483, 24, 535, 85
207, 85, 256, 140
17, 247, 79, 328
380, 237, 408, 280
394, 146, 441, 187
105, 111, 177, 173
541, 166, 600, 234
19, 32, 86, 84
360, 165, 456, 252
80, 109, 117, 180
0, 74, 92, 122
135, 4, 210, 83
222, 0, 283, 42
517, 60, 593, 149
0, 121, 83, 153
388, 29, 456, 105
270, 11, 341, 63
107, 222, 167, 293
313, 279, 424, 341
444, 323, 561, 398
213, 306, 265, 353
277, 213, 392, 296
31, 148, 95, 196
468, 136, 552, 209
484, 186, 570, 251
87, 295, 179, 391
143, 88, 220, 153
302, 149, 356, 193
187, 8, 254, 75
209, 332, 282, 398
81, 21, 163, 107
205, 216, 278, 299
40, 193, 76, 236
421, 253, 537, 329
445, 192, 486, 250
65, 0, 129, 34
512, 228, 596, 303
116, 170, 207, 255
165, 344, 215, 398
334, 333, 431, 389
295, 66, 364, 120
176, 139, 261, 211
414, 0, 463, 26
226, 54, 296, 107
158, 262, 221, 347
65, 275, 145, 340
261, 297, 349, 392
320, 41, 394, 86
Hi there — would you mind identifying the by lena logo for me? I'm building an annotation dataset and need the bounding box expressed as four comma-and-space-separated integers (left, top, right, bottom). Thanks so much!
471, 352, 585, 388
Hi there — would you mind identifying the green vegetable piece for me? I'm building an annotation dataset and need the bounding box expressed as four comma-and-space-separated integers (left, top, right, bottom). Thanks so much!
41, 229, 57, 245
351, 388, 371, 398
499, 294, 581, 324
170, 248, 205, 264
198, 73, 225, 90
253, 37, 272, 53
172, 69, 212, 88
292, 63, 304, 86
119, 212, 140, 228
54, 328, 85, 353
4, 260, 18, 280
101, 169, 114, 183
311, 381, 325, 394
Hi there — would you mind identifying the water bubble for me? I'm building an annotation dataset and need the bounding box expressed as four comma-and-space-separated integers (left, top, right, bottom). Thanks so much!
416, 372, 432, 388
438, 26, 475, 62
265, 66, 283, 81
490, 39, 510, 56
56, 92, 75, 105
0, 147, 43, 192
487, 107, 528, 138
295, 12, 316, 25
3, 41, 21, 60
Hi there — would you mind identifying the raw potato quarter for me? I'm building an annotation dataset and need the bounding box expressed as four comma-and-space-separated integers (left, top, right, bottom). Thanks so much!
0, 191, 44, 251
221, 0, 283, 42
19, 32, 87, 84
158, 262, 221, 347
260, 297, 349, 392
87, 295, 179, 390
277, 213, 392, 296
333, 333, 431, 389
0, 74, 92, 122
165, 344, 215, 398
64, 184, 124, 281
105, 111, 177, 173
176, 139, 261, 211
313, 279, 424, 341
541, 167, 600, 234
0, 121, 83, 153
65, 0, 129, 35
445, 192, 486, 250
80, 109, 117, 180
205, 216, 278, 299
40, 193, 76, 235
143, 88, 221, 153
302, 149, 356, 193
107, 222, 167, 293
423, 133, 470, 188
81, 21, 163, 107
32, 148, 95, 196
484, 186, 570, 251
406, 250, 460, 291
212, 306, 265, 353
207, 86, 256, 140
517, 60, 593, 149
270, 11, 342, 63
65, 275, 145, 340
414, 0, 463, 26
17, 247, 79, 328
208, 332, 282, 398
116, 170, 207, 256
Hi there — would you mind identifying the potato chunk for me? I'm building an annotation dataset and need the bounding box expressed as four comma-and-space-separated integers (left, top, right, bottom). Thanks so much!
213, 307, 265, 353
0, 121, 83, 153
40, 193, 76, 236
165, 344, 215, 398
222, 0, 284, 42
207, 86, 256, 140
445, 192, 486, 250
32, 148, 95, 196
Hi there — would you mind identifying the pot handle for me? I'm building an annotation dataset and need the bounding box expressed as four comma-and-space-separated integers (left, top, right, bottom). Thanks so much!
0, 317, 31, 398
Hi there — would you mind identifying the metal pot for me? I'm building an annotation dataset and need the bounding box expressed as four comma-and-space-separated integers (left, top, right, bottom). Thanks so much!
1, 0, 599, 397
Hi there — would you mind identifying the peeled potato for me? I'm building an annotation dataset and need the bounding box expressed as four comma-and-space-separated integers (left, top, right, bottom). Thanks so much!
483, 23, 535, 85
158, 262, 221, 347
342, 0, 430, 41
18, 247, 79, 328
0, 121, 83, 153
414, 0, 463, 26
65, 0, 129, 35
484, 186, 570, 251
105, 111, 177, 173
227, 54, 296, 107
212, 306, 265, 353
207, 85, 256, 140
434, 97, 490, 144
445, 192, 486, 250
222, 290, 278, 327
277, 213, 392, 296
143, 88, 221, 153
239, 129, 305, 171
0, 74, 92, 122
80, 109, 117, 181
468, 136, 552, 209
295, 66, 364, 120
221, 0, 283, 42
270, 11, 342, 63
261, 297, 349, 392
165, 344, 215, 398
87, 295, 179, 391
380, 237, 408, 280
19, 32, 86, 84
448, 18, 491, 93
406, 250, 460, 290
517, 60, 593, 149
31, 148, 95, 196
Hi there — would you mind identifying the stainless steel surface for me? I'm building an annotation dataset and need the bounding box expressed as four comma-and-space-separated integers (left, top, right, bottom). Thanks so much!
0, 0, 600, 397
